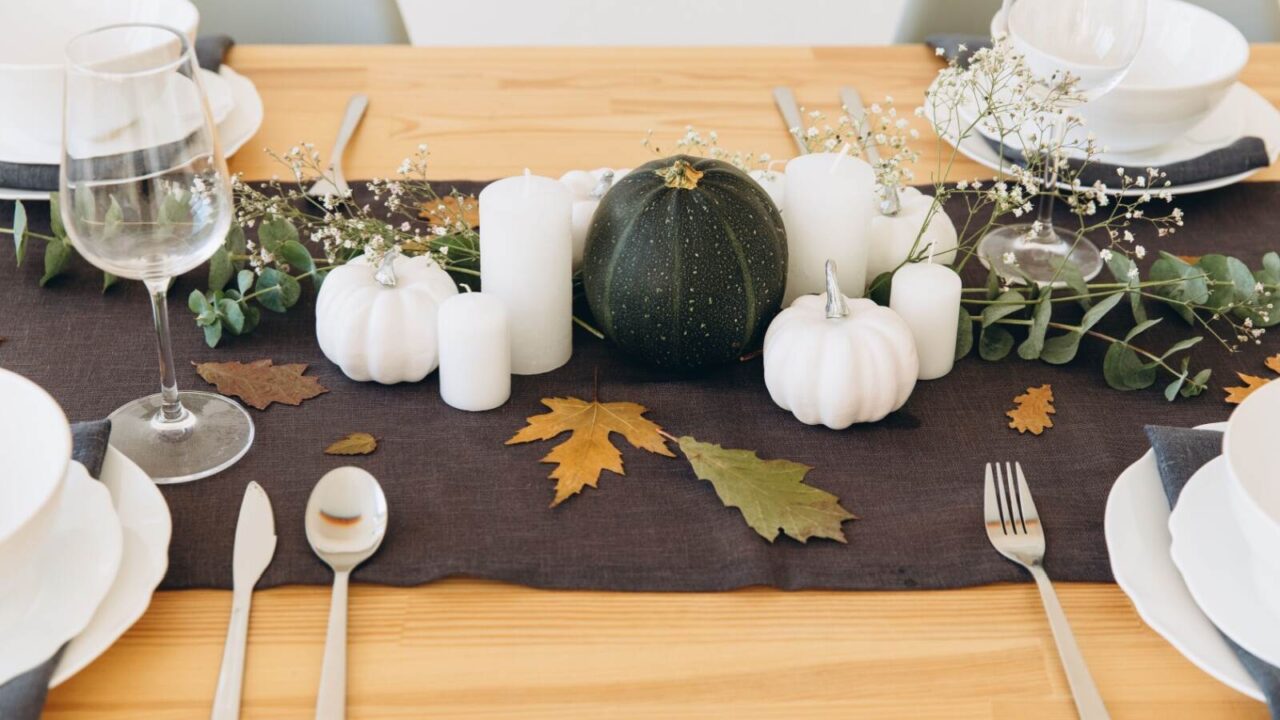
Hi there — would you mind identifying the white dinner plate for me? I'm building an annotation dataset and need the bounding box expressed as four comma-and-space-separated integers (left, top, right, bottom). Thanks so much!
1170, 454, 1280, 668
1104, 422, 1263, 702
0, 462, 122, 684
929, 81, 1280, 197
0, 65, 262, 201
50, 446, 171, 687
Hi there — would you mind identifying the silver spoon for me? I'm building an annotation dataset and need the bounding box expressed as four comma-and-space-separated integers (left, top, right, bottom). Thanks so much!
305, 467, 388, 720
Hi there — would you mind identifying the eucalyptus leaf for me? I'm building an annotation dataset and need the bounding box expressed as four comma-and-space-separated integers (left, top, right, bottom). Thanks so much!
241, 304, 261, 334
11, 200, 26, 266
1040, 331, 1083, 365
1199, 254, 1256, 310
985, 268, 1000, 300
237, 268, 255, 295
1103, 343, 1157, 391
188, 289, 209, 314
255, 268, 301, 312
203, 320, 223, 348
1265, 252, 1280, 275
102, 272, 118, 292
1051, 259, 1090, 309
39, 238, 72, 286
1149, 252, 1208, 322
1164, 374, 1186, 401
49, 196, 65, 240
1160, 336, 1203, 359
224, 225, 247, 269
868, 271, 893, 307
258, 216, 299, 254
103, 196, 123, 239
1079, 291, 1124, 333
279, 239, 315, 275
979, 324, 1014, 361
208, 247, 233, 291
218, 298, 246, 334
1123, 318, 1162, 342
1107, 253, 1147, 323
956, 306, 973, 360
982, 290, 1025, 328
1183, 368, 1212, 397
1017, 289, 1052, 360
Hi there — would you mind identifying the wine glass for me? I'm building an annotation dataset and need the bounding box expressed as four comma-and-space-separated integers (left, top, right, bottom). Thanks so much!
977, 0, 1148, 284
61, 24, 253, 483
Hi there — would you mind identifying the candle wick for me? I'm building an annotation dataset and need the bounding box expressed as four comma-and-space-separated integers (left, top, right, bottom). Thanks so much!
828, 144, 851, 175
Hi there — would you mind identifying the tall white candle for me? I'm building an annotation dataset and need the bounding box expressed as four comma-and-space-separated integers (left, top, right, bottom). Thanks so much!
889, 261, 962, 380
782, 152, 876, 303
479, 172, 573, 374
438, 292, 511, 411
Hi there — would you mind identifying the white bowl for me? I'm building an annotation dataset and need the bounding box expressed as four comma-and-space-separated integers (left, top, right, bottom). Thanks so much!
992, 0, 1248, 153
0, 0, 199, 147
1224, 378, 1280, 610
0, 369, 72, 585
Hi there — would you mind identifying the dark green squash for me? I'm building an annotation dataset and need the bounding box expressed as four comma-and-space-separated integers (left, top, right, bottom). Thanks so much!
582, 155, 788, 370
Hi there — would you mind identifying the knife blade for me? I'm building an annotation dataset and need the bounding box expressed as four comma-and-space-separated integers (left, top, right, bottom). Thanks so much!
211, 482, 277, 720
772, 86, 809, 156
839, 85, 901, 215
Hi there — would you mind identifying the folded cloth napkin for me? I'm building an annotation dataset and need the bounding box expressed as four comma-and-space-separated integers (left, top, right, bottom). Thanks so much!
0, 419, 112, 720
923, 35, 1272, 188
0, 34, 235, 193
1146, 425, 1280, 718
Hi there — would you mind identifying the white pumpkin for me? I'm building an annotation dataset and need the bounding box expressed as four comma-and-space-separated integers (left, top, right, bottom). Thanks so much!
763, 260, 919, 429
865, 186, 958, 280
748, 168, 786, 209
315, 252, 458, 384
559, 167, 630, 269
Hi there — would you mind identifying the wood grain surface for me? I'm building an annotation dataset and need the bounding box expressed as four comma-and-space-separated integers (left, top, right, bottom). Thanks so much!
45, 44, 1279, 719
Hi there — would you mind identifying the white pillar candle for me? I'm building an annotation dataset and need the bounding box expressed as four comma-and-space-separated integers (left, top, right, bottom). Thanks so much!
782, 152, 876, 303
438, 292, 511, 411
479, 172, 573, 375
559, 168, 630, 270
889, 261, 962, 380
866, 186, 959, 280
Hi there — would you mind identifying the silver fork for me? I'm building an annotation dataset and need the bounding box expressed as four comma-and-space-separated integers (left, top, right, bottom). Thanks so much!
771, 86, 809, 156
307, 94, 369, 199
984, 462, 1110, 720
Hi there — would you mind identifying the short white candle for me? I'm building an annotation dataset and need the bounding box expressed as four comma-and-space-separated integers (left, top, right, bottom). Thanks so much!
479, 172, 573, 375
748, 168, 786, 209
438, 292, 511, 411
782, 152, 876, 303
889, 261, 962, 380
866, 186, 959, 280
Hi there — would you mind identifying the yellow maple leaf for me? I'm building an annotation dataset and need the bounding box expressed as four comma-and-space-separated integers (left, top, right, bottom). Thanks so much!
507, 397, 675, 506
1266, 354, 1280, 376
1007, 384, 1055, 435
1224, 373, 1272, 404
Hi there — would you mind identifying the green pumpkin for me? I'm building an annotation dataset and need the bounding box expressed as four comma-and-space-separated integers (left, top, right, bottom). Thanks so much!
582, 155, 788, 370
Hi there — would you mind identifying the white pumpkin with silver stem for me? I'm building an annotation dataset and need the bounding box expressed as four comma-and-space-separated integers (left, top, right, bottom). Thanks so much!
315, 250, 458, 384
839, 86, 959, 281
560, 167, 630, 269
764, 260, 919, 429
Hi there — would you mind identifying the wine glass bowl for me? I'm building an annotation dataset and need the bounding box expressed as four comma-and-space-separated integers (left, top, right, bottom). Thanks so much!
60, 23, 252, 483
978, 0, 1149, 285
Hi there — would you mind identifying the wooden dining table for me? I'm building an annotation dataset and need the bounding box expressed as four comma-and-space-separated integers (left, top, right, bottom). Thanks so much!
43, 44, 1280, 719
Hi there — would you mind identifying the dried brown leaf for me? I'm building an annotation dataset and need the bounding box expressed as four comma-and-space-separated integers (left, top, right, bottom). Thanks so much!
1007, 384, 1055, 435
193, 359, 328, 410
507, 396, 674, 506
325, 432, 378, 455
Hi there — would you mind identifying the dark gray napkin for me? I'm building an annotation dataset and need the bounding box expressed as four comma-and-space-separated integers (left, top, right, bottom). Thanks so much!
923, 35, 1272, 188
1145, 425, 1280, 717
0, 419, 112, 720
0, 35, 235, 193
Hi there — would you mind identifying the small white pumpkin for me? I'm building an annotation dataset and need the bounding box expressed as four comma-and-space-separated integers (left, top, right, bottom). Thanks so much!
866, 186, 958, 280
559, 167, 630, 269
764, 260, 919, 429
315, 251, 458, 384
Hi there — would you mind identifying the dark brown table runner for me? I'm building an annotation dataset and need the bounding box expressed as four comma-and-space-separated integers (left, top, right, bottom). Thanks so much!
2, 181, 1277, 591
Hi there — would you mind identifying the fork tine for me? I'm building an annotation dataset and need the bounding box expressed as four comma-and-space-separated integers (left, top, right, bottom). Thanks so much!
1014, 462, 1039, 525
995, 462, 1011, 534
1005, 462, 1025, 534
984, 463, 1005, 534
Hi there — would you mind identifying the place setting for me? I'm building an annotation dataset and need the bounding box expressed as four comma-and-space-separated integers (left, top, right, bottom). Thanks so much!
3, 0, 1280, 717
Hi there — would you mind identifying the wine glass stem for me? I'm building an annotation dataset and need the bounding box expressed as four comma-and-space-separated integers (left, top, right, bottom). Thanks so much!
144, 278, 188, 424
1032, 111, 1068, 244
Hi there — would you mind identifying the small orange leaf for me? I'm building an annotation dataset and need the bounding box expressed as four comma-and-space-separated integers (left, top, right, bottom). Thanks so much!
1224, 373, 1272, 404
1266, 354, 1280, 376
324, 432, 378, 456
1007, 384, 1055, 435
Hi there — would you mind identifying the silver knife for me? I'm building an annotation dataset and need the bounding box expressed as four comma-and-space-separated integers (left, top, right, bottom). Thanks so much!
772, 86, 809, 156
211, 482, 277, 720
839, 85, 901, 215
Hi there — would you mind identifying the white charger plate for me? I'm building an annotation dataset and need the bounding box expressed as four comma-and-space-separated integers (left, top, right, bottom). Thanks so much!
0, 462, 122, 684
1170, 454, 1280, 668
929, 81, 1280, 197
0, 65, 262, 201
50, 446, 171, 687
1104, 421, 1263, 702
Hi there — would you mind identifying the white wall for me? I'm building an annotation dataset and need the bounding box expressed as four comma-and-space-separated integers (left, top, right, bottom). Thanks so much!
192, 0, 407, 44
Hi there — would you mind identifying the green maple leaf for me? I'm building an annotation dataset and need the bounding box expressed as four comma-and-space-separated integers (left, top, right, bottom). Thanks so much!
676, 436, 856, 543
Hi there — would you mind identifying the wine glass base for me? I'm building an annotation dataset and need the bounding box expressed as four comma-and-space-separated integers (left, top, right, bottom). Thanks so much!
977, 224, 1104, 286
107, 391, 254, 484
